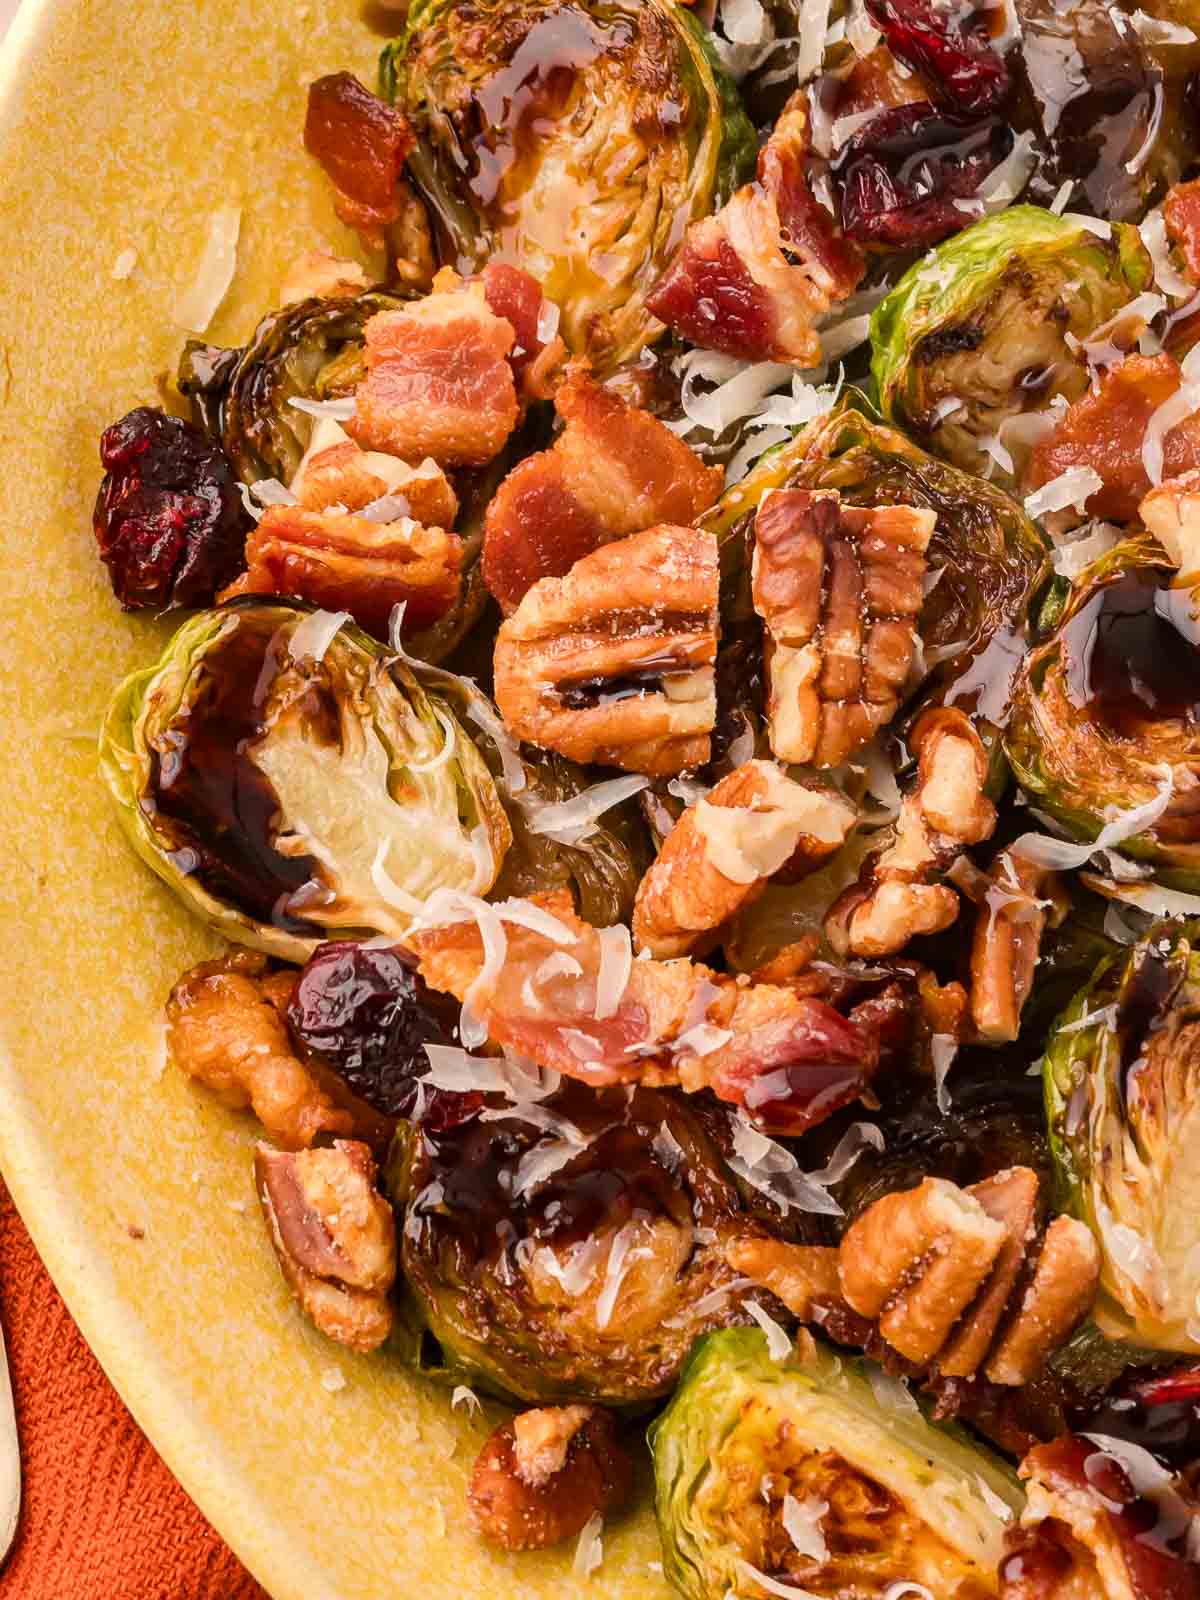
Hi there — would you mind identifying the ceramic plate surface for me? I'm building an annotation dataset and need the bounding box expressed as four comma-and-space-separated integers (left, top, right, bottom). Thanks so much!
0, 3, 661, 1592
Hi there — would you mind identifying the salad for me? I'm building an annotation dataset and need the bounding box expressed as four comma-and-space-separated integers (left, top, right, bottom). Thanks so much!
89, 0, 1200, 1594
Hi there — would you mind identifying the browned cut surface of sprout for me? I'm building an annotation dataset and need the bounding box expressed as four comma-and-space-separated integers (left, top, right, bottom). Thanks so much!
493, 524, 720, 777
632, 760, 856, 959
752, 487, 935, 769
255, 1140, 397, 1353
166, 953, 352, 1149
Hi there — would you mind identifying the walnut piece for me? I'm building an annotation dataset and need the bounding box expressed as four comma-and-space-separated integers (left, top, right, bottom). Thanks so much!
839, 1171, 1098, 1384
632, 760, 856, 958
753, 487, 935, 768
493, 524, 719, 776
166, 953, 351, 1149
724, 1234, 842, 1320
826, 708, 996, 958
468, 1405, 632, 1552
255, 1139, 396, 1353
291, 415, 459, 528
969, 851, 1069, 1044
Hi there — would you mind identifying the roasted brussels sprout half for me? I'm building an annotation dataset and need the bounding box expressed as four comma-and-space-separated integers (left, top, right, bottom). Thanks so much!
178, 289, 408, 484
390, 1082, 776, 1406
650, 1327, 1023, 1600
1044, 923, 1200, 1354
99, 600, 510, 961
1006, 534, 1200, 888
705, 400, 1050, 739
871, 207, 1153, 474
382, 0, 755, 372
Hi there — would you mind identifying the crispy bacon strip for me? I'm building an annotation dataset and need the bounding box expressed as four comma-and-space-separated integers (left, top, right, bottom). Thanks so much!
304, 73, 415, 232
220, 504, 461, 638
1164, 177, 1200, 285
481, 366, 722, 613
1005, 1436, 1200, 1600
1024, 353, 1200, 524
349, 274, 520, 468
407, 895, 878, 1136
646, 94, 864, 367
478, 262, 565, 398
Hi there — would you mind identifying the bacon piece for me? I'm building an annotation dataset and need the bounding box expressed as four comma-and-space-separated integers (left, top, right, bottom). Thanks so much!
349, 276, 520, 467
1024, 353, 1200, 524
646, 94, 864, 367
478, 262, 565, 398
1164, 177, 1200, 285
482, 367, 722, 613
304, 73, 415, 232
408, 896, 879, 1135
220, 504, 461, 637
291, 417, 459, 528
1006, 1435, 1200, 1600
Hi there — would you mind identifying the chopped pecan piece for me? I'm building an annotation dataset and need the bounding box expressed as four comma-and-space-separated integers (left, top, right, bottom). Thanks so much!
481, 366, 722, 614
255, 1140, 396, 1353
1006, 1436, 1200, 1600
290, 416, 459, 527
633, 760, 856, 958
1140, 465, 1200, 575
348, 274, 519, 467
753, 487, 935, 767
408, 892, 880, 1135
969, 852, 1068, 1044
646, 94, 864, 366
278, 250, 369, 307
468, 1404, 632, 1552
219, 503, 461, 639
304, 72, 415, 233
1164, 177, 1200, 284
493, 524, 719, 777
840, 1171, 1099, 1384
166, 953, 351, 1149
826, 708, 995, 958
1023, 353, 1200, 526
724, 1234, 842, 1320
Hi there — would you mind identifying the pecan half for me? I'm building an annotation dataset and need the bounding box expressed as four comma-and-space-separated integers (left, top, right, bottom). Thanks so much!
468, 1405, 632, 1551
724, 1233, 842, 1320
166, 953, 351, 1149
826, 708, 995, 958
969, 851, 1068, 1044
753, 487, 935, 768
839, 1171, 1099, 1384
1140, 465, 1200, 576
632, 760, 856, 958
255, 1139, 396, 1352
493, 524, 719, 776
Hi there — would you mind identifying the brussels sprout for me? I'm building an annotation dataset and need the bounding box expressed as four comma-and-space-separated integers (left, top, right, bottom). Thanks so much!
705, 400, 1050, 738
650, 1327, 1023, 1600
1006, 534, 1200, 888
1043, 923, 1200, 1354
382, 0, 755, 372
99, 600, 510, 961
871, 206, 1153, 474
178, 289, 409, 484
390, 1081, 776, 1406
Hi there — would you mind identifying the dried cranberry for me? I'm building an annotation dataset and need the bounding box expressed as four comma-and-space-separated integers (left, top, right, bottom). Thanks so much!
94, 407, 249, 610
288, 942, 475, 1125
836, 106, 1013, 247
864, 0, 1010, 117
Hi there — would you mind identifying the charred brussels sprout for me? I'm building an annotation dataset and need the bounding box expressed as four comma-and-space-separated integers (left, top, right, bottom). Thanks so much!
650, 1327, 1022, 1600
178, 289, 408, 484
99, 600, 509, 961
1044, 924, 1200, 1354
383, 0, 754, 371
390, 1082, 772, 1405
871, 207, 1153, 474
1006, 534, 1200, 888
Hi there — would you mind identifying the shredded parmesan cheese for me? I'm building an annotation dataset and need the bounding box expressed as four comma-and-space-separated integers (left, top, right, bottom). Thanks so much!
746, 1301, 792, 1360
594, 924, 632, 1021
522, 775, 649, 845
1024, 466, 1103, 521
782, 1495, 829, 1564
174, 205, 241, 333
573, 1512, 604, 1579
287, 608, 350, 664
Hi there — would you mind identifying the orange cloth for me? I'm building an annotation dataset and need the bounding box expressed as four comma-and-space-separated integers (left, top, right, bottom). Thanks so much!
0, 1180, 268, 1599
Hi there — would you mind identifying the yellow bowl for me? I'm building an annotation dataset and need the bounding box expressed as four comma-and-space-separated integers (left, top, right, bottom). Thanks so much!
0, 2, 663, 1592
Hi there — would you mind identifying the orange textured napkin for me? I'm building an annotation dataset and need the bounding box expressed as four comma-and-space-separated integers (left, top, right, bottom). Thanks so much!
0, 1179, 268, 1600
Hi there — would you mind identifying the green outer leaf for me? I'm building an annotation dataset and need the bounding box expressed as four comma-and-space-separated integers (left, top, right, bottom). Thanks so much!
870, 206, 1153, 468
649, 1327, 1022, 1600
